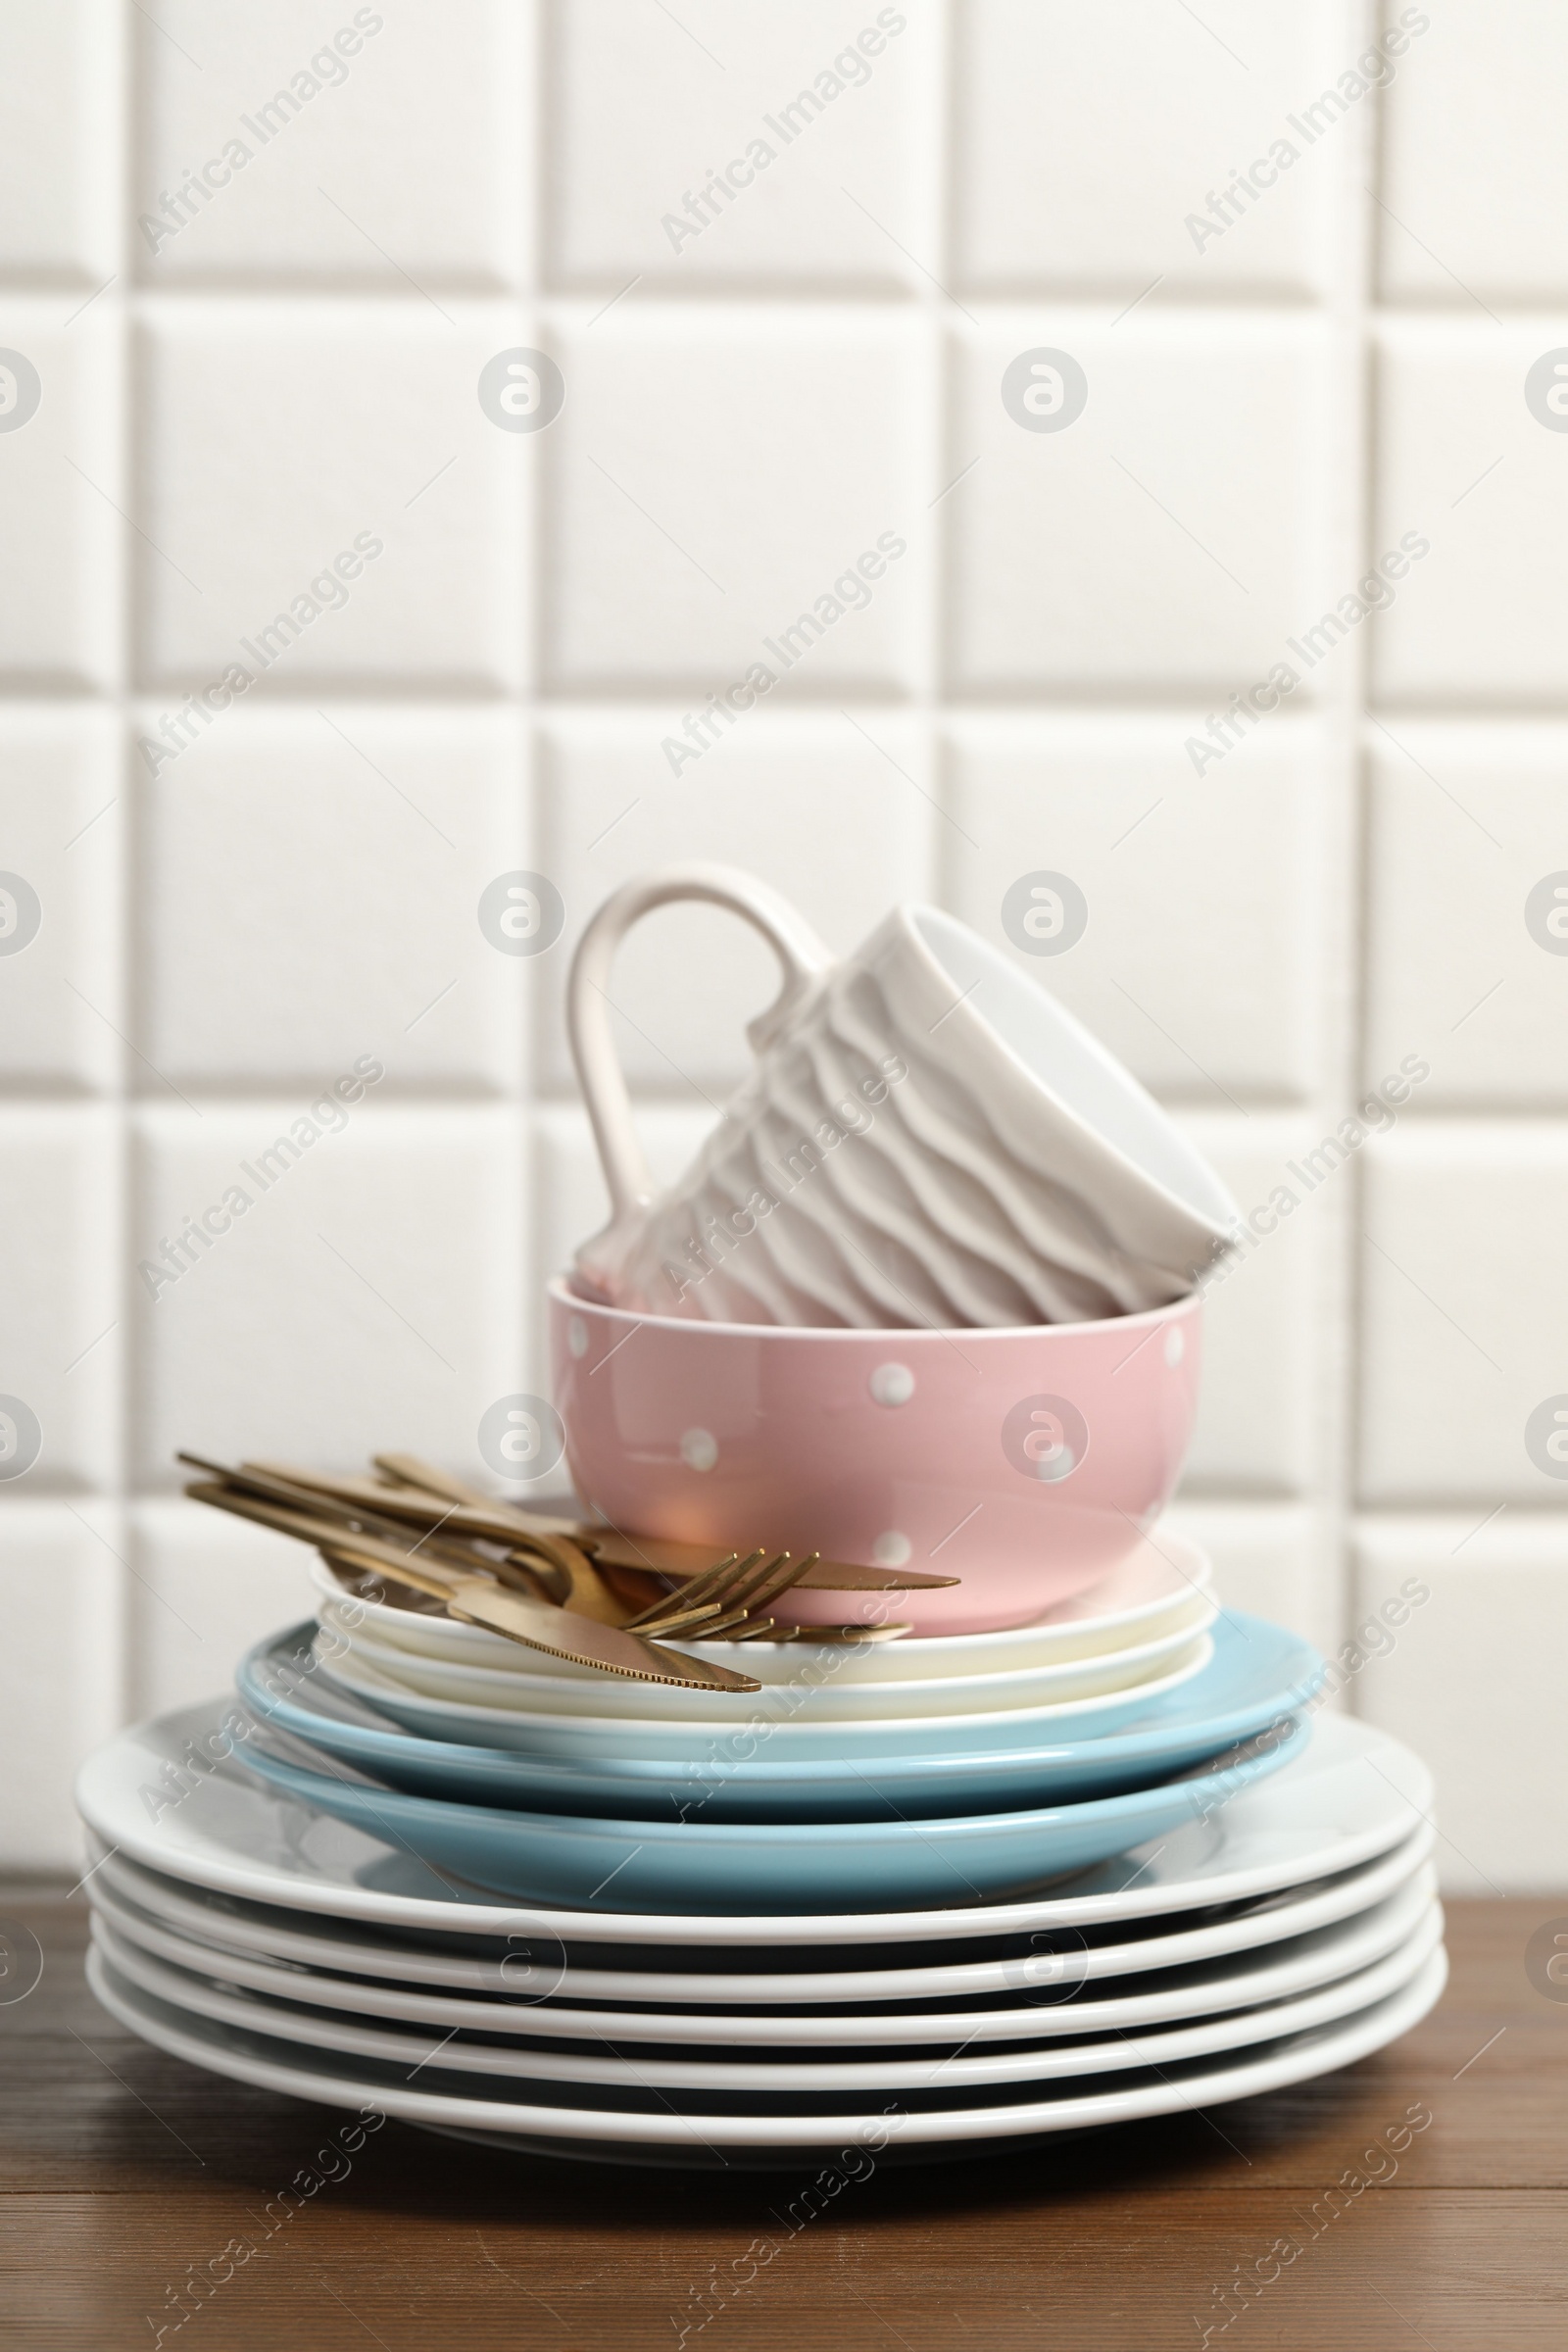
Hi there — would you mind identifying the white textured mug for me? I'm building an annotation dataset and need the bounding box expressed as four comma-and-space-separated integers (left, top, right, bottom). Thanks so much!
567, 866, 1237, 1326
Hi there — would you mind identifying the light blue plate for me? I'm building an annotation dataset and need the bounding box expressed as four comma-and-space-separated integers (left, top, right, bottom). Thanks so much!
240, 1617, 1321, 1826
230, 1706, 1308, 1915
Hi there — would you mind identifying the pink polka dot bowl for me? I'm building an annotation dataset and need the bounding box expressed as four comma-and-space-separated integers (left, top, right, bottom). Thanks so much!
546, 1276, 1203, 1637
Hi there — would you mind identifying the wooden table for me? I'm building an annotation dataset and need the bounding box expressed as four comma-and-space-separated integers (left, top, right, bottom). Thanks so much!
2, 1892, 1563, 2349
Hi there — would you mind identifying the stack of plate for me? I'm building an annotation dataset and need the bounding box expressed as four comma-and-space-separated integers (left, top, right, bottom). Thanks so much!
75, 1532, 1446, 2165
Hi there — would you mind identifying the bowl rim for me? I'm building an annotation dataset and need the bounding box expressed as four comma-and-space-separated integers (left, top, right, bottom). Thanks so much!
546, 1270, 1205, 1345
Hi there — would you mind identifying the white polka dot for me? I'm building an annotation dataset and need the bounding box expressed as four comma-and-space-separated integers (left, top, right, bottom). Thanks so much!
868, 1361, 915, 1406
567, 1315, 588, 1359
871, 1530, 912, 1567
680, 1427, 718, 1472
1164, 1326, 1185, 1367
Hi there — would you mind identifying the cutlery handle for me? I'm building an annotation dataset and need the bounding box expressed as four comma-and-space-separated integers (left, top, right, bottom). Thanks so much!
567, 863, 834, 1223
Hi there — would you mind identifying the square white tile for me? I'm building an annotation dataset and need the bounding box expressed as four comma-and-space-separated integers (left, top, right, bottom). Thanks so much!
1371, 320, 1568, 706
544, 0, 929, 290
128, 1497, 318, 1721
943, 714, 1331, 1102
1380, 2, 1568, 303
0, 308, 119, 689
132, 0, 523, 287
534, 710, 935, 1095
0, 710, 121, 1092
0, 1108, 118, 1493
1354, 1515, 1568, 1892
1365, 723, 1568, 1108
130, 705, 528, 1093
539, 311, 922, 695
0, 0, 118, 282
0, 1505, 121, 1869
952, 0, 1350, 299
129, 1103, 527, 1490
945, 314, 1332, 696
133, 301, 527, 692
1162, 1498, 1336, 1656
1171, 1112, 1328, 1499
1358, 1121, 1568, 1505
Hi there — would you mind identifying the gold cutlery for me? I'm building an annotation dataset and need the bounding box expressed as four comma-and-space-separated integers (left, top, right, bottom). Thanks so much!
181, 1446, 941, 1674
365, 1457, 915, 1641
180, 1466, 760, 1692
246, 1458, 627, 1623
368, 1452, 958, 1594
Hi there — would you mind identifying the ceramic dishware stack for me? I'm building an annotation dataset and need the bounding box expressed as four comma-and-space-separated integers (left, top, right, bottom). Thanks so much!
76, 869, 1445, 2162
74, 1532, 1446, 2165
77, 1690, 1443, 2167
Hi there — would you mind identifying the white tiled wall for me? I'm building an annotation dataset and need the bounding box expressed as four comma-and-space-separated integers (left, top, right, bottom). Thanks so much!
1, 0, 1565, 1884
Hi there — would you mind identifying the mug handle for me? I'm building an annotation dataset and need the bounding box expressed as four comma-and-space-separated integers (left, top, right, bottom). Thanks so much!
567, 863, 835, 1225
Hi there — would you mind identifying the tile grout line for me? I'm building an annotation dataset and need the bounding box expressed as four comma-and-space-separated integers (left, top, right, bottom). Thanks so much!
523, 0, 551, 1396
1338, 0, 1382, 1699
916, 0, 952, 894
97, 0, 137, 1742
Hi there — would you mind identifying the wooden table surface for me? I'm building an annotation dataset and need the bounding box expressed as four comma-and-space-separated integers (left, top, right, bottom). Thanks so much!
2, 1890, 1564, 2349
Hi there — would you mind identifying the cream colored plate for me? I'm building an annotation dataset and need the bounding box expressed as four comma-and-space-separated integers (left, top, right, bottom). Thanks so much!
306, 1533, 1215, 1684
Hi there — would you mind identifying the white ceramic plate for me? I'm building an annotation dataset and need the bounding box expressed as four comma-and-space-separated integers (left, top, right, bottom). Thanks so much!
74, 1696, 1431, 1951
90, 1904, 1443, 2096
86, 1941, 1448, 2159
87, 1828, 1434, 2011
86, 1860, 1438, 2048
315, 1608, 1213, 1723
309, 1534, 1215, 1684
311, 1634, 1221, 1761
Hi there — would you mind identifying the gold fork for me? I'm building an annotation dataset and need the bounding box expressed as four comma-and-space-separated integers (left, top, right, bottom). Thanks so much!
365, 1454, 921, 1642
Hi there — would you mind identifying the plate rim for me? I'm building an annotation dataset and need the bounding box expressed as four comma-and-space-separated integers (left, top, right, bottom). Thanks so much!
84, 1939, 1449, 2151
228, 1702, 1305, 1849
310, 1535, 1216, 1673
244, 1620, 1309, 1794
85, 1861, 1441, 2049
88, 1903, 1446, 2094
323, 1614, 1218, 1715
74, 1704, 1433, 1947
310, 1610, 1313, 1747
86, 1825, 1438, 2005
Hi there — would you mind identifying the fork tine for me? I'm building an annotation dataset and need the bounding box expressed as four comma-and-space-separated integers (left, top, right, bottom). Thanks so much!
776, 1622, 912, 1644
678, 1547, 764, 1610
710, 1549, 795, 1614
623, 1550, 758, 1630
668, 1548, 758, 1611
624, 1601, 725, 1638
656, 1548, 818, 1638
693, 1608, 773, 1639
736, 1548, 820, 1616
